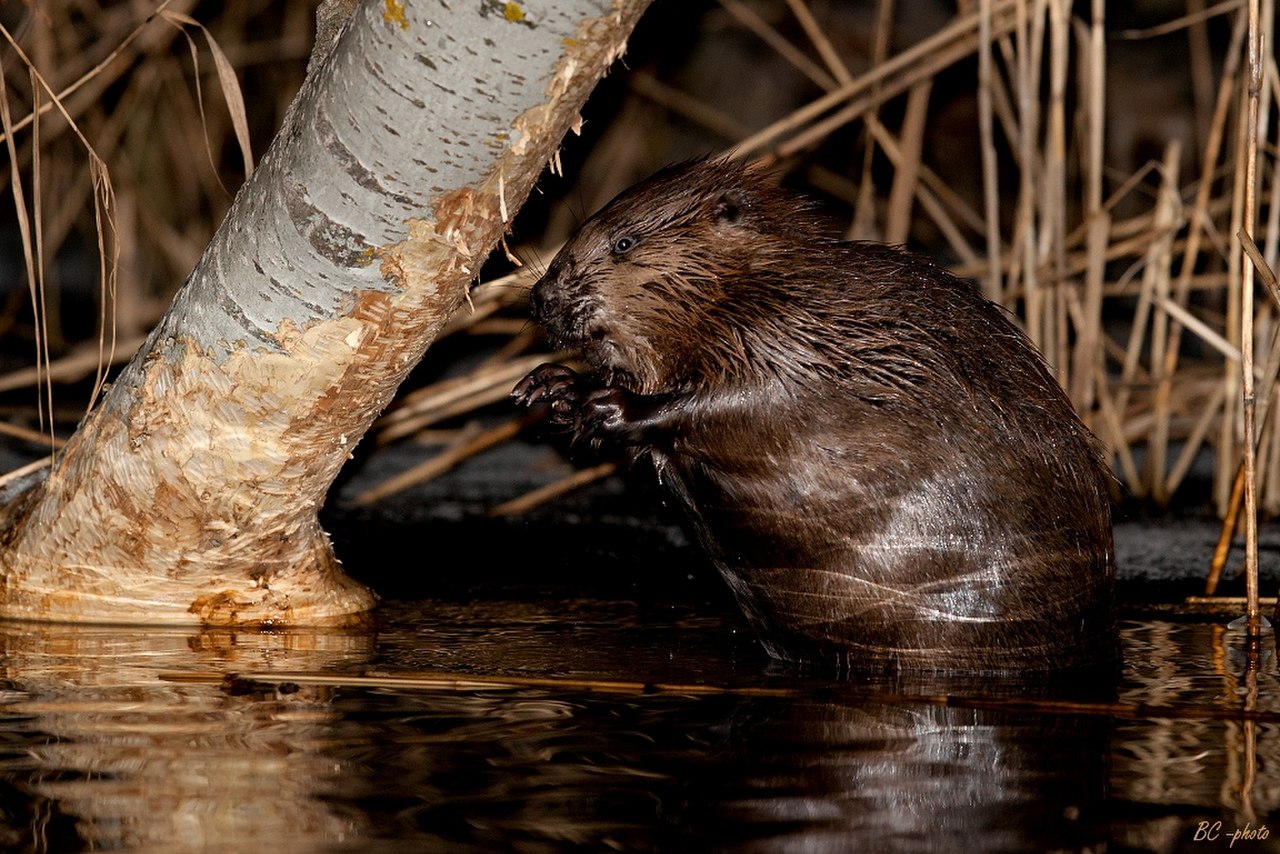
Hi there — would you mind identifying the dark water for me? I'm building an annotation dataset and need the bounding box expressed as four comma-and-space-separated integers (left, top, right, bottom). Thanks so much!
0, 600, 1276, 853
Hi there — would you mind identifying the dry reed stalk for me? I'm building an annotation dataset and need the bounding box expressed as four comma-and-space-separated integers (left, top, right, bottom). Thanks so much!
1191, 4, 1228, 162
1145, 10, 1248, 507
628, 72, 750, 142
0, 457, 52, 491
373, 353, 557, 446
1039, 0, 1070, 379
1070, 212, 1108, 421
1081, 1, 1104, 217
1067, 163, 1162, 247
862, 114, 987, 234
860, 116, 979, 265
1054, 39, 1077, 394
0, 1, 197, 147
977, 0, 1003, 302
1117, 1, 1245, 40
1208, 439, 1243, 595
1263, 63, 1280, 266
783, 0, 855, 86
955, 219, 1180, 287
358, 272, 548, 446
0, 420, 67, 449
1108, 271, 1232, 301
1066, 0, 1106, 409
434, 274, 535, 338
1146, 143, 1185, 502
1167, 382, 1229, 498
883, 81, 931, 245
0, 334, 146, 393
1056, 289, 1104, 430
353, 418, 531, 507
30, 74, 51, 427
0, 61, 51, 439
848, 0, 896, 240
161, 9, 255, 178
1092, 360, 1141, 490
488, 461, 619, 517
157, 667, 1280, 722
1158, 296, 1249, 367
0, 1, 313, 461
717, 0, 836, 91
466, 318, 534, 338
1012, 0, 1042, 348
1219, 68, 1251, 518
1256, 416, 1275, 525
1236, 0, 1270, 629
1230, 26, 1262, 520
985, 38, 1023, 172
1256, 19, 1279, 514
731, 0, 1018, 160
1266, 395, 1280, 514
1101, 336, 1134, 375
376, 381, 533, 445
1255, 234, 1280, 514
479, 326, 540, 370
775, 12, 1020, 161
165, 668, 805, 698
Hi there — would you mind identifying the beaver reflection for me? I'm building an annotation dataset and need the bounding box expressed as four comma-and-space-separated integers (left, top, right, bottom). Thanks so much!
514, 157, 1115, 674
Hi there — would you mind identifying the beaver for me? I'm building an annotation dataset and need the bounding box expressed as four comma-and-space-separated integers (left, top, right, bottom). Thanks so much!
512, 157, 1115, 674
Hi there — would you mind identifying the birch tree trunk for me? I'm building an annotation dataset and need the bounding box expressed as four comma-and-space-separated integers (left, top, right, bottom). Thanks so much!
0, 0, 651, 625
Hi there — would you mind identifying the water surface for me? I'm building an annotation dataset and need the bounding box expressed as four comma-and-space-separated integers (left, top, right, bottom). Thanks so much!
0, 598, 1275, 853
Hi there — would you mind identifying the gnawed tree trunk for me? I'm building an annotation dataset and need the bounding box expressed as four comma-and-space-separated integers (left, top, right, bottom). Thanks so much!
0, 0, 651, 625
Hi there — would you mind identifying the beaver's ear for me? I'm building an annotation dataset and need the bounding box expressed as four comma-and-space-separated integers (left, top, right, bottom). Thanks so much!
714, 190, 747, 223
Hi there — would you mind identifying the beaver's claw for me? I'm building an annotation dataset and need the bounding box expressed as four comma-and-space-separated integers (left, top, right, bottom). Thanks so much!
512, 363, 585, 429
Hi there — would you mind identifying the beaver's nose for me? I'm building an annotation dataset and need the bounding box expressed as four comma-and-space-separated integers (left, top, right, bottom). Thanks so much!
529, 260, 566, 321
529, 275, 555, 322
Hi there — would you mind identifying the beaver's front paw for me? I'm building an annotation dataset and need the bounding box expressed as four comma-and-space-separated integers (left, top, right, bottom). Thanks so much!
576, 387, 630, 443
512, 363, 584, 428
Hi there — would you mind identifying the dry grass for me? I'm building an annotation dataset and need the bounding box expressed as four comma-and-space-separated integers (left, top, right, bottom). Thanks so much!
503, 0, 1280, 527
0, 0, 310, 434
0, 1, 1277, 549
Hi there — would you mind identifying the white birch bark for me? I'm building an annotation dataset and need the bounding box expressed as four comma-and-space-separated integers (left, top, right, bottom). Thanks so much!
0, 0, 651, 625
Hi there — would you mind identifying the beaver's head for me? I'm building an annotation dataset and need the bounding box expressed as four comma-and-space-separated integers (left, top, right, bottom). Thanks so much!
529, 158, 821, 395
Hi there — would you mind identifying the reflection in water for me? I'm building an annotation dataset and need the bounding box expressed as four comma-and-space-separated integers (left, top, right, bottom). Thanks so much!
0, 623, 376, 852
684, 699, 1110, 851
0, 606, 1273, 851
1110, 620, 1280, 852
236, 686, 1109, 851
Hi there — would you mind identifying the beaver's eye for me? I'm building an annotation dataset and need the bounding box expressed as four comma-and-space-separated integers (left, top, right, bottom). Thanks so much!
611, 235, 636, 255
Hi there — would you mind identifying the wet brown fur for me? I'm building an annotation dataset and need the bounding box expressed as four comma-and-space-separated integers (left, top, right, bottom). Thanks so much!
514, 158, 1116, 674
